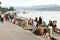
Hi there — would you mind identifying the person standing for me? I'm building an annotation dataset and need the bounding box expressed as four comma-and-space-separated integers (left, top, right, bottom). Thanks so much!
1, 14, 4, 22
47, 20, 53, 38
0, 14, 1, 21
32, 20, 37, 32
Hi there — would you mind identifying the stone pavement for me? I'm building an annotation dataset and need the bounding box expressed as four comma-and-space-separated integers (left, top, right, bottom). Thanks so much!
52, 32, 60, 40
0, 21, 40, 40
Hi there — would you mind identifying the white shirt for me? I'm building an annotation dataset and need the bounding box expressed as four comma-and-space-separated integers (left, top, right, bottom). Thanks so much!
1, 14, 4, 18
32, 20, 37, 32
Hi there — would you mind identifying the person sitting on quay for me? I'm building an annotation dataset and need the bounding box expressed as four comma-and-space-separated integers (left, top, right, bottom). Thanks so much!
43, 21, 47, 27
32, 17, 38, 33
52, 20, 57, 32
34, 17, 44, 35
47, 20, 57, 32
28, 17, 33, 25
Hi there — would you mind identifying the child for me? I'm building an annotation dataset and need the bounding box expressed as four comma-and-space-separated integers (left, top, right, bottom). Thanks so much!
45, 32, 49, 38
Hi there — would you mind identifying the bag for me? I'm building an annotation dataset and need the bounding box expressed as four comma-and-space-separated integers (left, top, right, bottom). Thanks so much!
34, 29, 40, 35
50, 37, 57, 40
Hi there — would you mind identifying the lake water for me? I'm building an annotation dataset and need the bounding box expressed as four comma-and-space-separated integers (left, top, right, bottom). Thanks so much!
17, 11, 60, 29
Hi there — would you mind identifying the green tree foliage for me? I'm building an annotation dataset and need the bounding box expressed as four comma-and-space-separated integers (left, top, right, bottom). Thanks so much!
0, 2, 1, 8
1, 8, 8, 12
0, 7, 15, 13
0, 2, 1, 5
0, 2, 15, 14
8, 7, 15, 11
0, 7, 15, 14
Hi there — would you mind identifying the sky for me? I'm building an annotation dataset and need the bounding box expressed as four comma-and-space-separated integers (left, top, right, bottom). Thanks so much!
0, 0, 60, 7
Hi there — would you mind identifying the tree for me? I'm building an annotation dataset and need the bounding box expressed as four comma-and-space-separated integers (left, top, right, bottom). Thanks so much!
0, 2, 1, 4
0, 2, 1, 11
8, 7, 15, 11
0, 2, 1, 7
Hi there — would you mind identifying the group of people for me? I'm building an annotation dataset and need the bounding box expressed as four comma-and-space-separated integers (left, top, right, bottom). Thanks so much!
28, 17, 57, 38
4, 13, 14, 22
47, 20, 57, 32
0, 13, 15, 23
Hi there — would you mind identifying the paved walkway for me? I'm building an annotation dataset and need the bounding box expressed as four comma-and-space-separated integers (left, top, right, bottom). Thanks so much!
0, 21, 60, 40
53, 32, 60, 40
0, 21, 40, 40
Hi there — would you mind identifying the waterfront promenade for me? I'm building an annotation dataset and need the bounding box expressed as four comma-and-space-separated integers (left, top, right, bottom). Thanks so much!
0, 21, 60, 40
0, 21, 40, 40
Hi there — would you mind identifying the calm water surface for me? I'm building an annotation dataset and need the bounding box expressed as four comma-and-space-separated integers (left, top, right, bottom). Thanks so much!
18, 11, 60, 29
